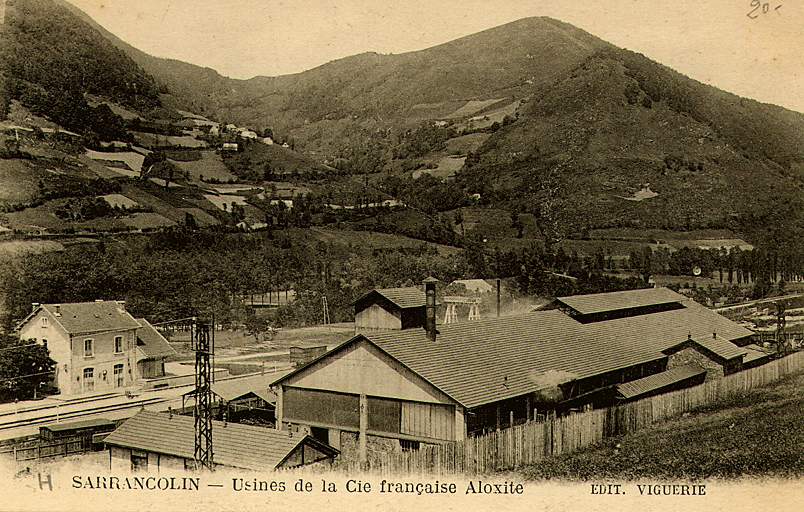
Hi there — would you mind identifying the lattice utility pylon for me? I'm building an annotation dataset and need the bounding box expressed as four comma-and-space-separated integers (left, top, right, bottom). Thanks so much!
322, 295, 330, 325
193, 319, 214, 470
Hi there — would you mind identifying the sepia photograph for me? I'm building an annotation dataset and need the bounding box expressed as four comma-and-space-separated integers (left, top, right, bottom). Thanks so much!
0, 0, 801, 511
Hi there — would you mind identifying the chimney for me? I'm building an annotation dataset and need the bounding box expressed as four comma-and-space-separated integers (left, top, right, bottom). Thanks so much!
54, 305, 61, 317
116, 300, 126, 312
31, 303, 40, 313
423, 277, 438, 342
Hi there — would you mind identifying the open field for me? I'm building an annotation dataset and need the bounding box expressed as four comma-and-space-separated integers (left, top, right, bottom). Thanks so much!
202, 193, 248, 211
171, 151, 236, 182
0, 240, 64, 259
85, 150, 144, 173
85, 95, 142, 120
120, 212, 176, 230
443, 98, 506, 119
0, 159, 42, 204
99, 194, 138, 209
413, 156, 465, 180
304, 227, 461, 256
444, 133, 491, 155
131, 131, 208, 149
517, 370, 804, 481
454, 99, 521, 130
588, 228, 743, 242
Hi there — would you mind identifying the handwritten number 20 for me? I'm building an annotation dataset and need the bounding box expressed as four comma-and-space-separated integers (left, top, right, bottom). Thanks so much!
747, 1, 781, 19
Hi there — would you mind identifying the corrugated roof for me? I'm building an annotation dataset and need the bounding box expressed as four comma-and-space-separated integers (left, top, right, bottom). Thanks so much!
41, 301, 142, 334
136, 318, 177, 359
616, 365, 706, 399
42, 418, 116, 432
742, 344, 771, 364
104, 410, 320, 470
556, 287, 686, 315
362, 300, 753, 409
367, 287, 427, 309
211, 373, 283, 403
185, 371, 292, 403
692, 336, 748, 360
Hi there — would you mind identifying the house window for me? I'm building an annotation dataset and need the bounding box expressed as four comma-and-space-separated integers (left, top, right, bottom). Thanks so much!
131, 450, 148, 472
400, 439, 420, 452
83, 367, 94, 392
84, 339, 93, 358
42, 339, 48, 349
114, 364, 124, 387
114, 336, 123, 353
41, 317, 48, 327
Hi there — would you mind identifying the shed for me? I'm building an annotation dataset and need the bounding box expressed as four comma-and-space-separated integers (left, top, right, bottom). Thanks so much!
181, 372, 291, 423
104, 410, 338, 472
290, 346, 328, 367
542, 287, 687, 322
40, 418, 117, 442
615, 364, 707, 402
353, 287, 428, 332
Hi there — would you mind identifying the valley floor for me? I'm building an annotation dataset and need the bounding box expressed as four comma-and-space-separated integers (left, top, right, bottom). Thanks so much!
514, 370, 804, 481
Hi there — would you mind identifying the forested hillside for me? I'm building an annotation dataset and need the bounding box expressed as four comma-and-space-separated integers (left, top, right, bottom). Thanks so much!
1, 0, 165, 138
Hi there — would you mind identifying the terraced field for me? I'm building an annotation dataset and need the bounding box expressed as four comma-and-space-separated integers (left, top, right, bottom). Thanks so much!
170, 150, 236, 182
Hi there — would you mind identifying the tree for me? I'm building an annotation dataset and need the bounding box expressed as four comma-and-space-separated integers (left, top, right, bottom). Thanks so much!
0, 334, 56, 402
510, 209, 524, 239
454, 209, 465, 237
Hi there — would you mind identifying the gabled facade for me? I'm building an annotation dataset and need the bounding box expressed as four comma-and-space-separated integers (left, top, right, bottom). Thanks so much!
353, 287, 428, 332
105, 410, 338, 472
16, 302, 175, 395
275, 336, 463, 458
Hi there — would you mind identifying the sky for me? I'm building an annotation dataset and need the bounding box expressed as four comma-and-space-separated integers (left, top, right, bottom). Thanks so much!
66, 0, 803, 112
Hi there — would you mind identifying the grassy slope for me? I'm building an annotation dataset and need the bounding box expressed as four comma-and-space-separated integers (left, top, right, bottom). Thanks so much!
517, 371, 804, 481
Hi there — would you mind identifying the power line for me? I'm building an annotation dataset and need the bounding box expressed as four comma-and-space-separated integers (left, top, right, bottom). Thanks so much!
0, 343, 39, 353
2, 370, 55, 382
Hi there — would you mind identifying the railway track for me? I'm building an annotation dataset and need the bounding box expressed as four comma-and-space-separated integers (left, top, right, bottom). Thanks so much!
0, 396, 168, 432
0, 393, 122, 420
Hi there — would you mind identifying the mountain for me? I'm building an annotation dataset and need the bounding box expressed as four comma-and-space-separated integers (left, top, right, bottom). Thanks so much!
56, 11, 614, 154
0, 0, 168, 138
5, 1, 804, 245
459, 47, 804, 236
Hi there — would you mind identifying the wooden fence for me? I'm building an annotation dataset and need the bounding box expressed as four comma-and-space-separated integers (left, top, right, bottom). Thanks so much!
0, 438, 92, 462
373, 351, 804, 475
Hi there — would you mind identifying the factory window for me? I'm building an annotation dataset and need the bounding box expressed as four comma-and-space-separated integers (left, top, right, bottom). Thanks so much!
131, 450, 148, 472
400, 439, 420, 452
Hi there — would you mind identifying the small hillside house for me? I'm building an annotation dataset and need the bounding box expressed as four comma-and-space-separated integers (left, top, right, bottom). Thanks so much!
273, 288, 755, 460
16, 301, 176, 395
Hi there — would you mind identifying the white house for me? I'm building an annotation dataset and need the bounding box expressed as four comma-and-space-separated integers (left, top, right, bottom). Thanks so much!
239, 130, 259, 140
16, 301, 175, 396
